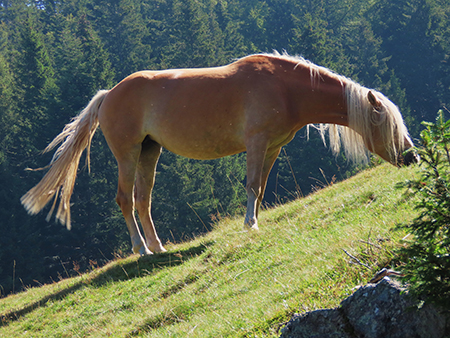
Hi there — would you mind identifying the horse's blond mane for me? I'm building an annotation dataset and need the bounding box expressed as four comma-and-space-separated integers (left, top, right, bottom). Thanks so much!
254, 51, 409, 163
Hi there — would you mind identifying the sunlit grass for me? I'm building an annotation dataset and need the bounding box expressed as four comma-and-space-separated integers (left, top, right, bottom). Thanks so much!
0, 163, 418, 337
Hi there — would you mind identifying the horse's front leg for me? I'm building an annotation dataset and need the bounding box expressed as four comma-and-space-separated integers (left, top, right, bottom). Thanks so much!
244, 190, 259, 230
244, 145, 281, 230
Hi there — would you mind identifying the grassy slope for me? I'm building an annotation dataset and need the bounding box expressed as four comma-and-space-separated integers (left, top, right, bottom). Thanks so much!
0, 163, 418, 337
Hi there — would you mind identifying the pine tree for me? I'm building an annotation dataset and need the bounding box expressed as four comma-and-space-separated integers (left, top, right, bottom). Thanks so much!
367, 0, 447, 126
13, 15, 59, 153
93, 0, 152, 79
0, 23, 15, 165
55, 13, 114, 117
158, 0, 222, 68
397, 110, 450, 309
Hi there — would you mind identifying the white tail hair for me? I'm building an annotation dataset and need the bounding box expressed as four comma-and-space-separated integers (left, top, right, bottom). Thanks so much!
21, 89, 109, 229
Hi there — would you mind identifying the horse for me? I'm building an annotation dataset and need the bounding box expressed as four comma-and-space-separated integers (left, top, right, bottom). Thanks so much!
21, 52, 418, 255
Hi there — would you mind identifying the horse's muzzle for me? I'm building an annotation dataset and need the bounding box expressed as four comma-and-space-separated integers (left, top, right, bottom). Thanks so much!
400, 150, 420, 166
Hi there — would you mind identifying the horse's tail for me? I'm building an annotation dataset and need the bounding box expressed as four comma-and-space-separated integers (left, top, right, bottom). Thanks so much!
21, 89, 110, 230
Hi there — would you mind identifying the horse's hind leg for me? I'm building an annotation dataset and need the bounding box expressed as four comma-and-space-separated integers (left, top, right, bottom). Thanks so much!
134, 138, 166, 253
115, 144, 152, 255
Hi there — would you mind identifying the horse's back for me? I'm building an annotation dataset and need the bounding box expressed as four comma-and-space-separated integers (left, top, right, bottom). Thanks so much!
98, 64, 249, 159
98, 56, 297, 159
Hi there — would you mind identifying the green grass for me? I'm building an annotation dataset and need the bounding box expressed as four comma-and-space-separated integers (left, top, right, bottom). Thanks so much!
0, 163, 419, 337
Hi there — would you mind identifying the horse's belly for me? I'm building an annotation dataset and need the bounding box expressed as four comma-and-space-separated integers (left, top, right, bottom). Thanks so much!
154, 127, 246, 160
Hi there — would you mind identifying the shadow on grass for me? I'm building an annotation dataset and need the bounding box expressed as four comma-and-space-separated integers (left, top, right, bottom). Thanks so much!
0, 242, 211, 326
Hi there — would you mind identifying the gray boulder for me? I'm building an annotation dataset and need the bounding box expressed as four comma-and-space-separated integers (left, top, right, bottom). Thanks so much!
280, 278, 450, 338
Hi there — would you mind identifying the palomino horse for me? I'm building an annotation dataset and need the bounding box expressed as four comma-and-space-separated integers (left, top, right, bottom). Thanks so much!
21, 52, 418, 255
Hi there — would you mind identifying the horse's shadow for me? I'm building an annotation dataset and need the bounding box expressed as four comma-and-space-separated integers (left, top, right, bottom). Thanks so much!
0, 242, 211, 326
90, 241, 210, 287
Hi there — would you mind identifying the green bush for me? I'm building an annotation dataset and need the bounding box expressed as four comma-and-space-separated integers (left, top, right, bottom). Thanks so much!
397, 110, 450, 308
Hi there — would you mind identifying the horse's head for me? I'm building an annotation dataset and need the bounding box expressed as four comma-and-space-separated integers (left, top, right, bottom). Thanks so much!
365, 91, 419, 166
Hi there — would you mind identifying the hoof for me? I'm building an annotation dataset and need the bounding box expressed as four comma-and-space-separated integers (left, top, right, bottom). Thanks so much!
244, 221, 259, 231
148, 243, 167, 253
133, 244, 153, 256
153, 246, 167, 253
140, 246, 153, 256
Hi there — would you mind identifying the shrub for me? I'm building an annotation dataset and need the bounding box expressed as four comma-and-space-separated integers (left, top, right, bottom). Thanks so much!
397, 109, 450, 309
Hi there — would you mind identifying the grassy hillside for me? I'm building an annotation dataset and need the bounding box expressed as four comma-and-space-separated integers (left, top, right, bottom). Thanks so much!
0, 163, 419, 337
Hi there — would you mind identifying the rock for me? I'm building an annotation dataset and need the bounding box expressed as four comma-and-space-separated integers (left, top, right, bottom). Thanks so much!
278, 308, 350, 338
280, 278, 450, 338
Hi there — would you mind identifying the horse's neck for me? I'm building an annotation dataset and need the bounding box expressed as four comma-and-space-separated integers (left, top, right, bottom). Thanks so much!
282, 64, 349, 128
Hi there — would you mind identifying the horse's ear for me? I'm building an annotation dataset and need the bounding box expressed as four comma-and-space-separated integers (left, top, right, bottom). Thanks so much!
368, 91, 382, 109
